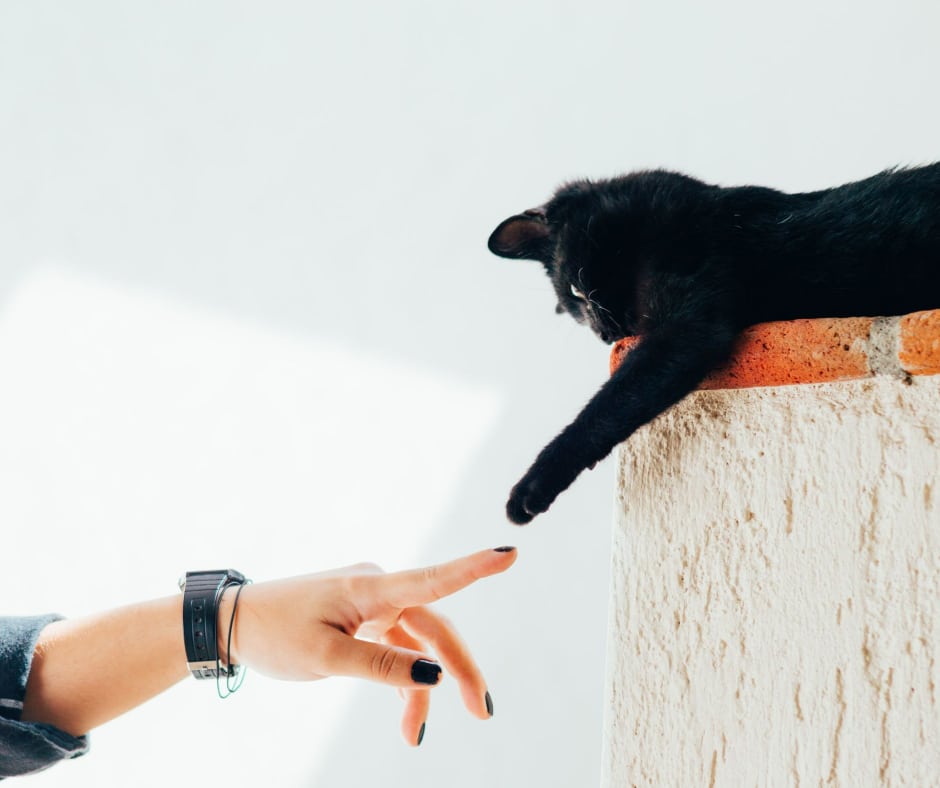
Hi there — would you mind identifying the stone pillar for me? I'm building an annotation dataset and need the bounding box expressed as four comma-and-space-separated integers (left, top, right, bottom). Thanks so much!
601, 311, 940, 787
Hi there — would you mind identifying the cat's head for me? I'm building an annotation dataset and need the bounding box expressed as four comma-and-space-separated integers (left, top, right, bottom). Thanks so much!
488, 181, 635, 344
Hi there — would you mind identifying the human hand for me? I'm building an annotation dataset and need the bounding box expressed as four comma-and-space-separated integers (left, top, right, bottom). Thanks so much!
220, 546, 517, 746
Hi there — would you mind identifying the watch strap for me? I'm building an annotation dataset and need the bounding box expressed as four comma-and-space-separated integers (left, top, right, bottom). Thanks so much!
181, 569, 246, 679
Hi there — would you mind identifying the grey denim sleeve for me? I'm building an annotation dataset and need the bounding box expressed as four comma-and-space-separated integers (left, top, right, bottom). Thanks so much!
0, 615, 89, 778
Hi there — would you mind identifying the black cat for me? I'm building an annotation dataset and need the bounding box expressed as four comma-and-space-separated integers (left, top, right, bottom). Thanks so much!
489, 163, 940, 524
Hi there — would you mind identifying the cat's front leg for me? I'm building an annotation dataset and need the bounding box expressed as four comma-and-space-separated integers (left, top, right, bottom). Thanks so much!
506, 431, 592, 524
506, 321, 736, 524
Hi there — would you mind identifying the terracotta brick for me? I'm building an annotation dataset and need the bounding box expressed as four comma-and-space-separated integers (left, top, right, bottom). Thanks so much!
608, 337, 640, 376
609, 309, 940, 390
898, 310, 940, 376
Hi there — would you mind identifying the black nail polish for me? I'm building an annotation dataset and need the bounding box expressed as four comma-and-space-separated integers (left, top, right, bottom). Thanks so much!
494, 546, 516, 553
411, 659, 442, 685
485, 690, 494, 717
417, 721, 426, 746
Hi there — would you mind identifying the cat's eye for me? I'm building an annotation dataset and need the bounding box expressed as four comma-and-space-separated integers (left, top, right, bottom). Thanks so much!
570, 284, 586, 300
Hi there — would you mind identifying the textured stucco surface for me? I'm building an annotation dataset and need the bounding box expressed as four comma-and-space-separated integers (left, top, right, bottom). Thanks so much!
603, 375, 940, 787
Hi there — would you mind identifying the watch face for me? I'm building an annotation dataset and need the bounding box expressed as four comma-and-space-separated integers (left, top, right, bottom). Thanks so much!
179, 570, 230, 592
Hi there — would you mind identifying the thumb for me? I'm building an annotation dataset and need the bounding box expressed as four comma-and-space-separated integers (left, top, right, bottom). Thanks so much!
319, 630, 443, 688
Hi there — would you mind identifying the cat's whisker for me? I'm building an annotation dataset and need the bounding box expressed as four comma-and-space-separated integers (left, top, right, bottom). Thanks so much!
587, 294, 612, 315
586, 297, 624, 336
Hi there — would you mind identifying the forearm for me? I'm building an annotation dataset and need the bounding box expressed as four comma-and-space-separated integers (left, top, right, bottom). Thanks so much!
20, 595, 188, 737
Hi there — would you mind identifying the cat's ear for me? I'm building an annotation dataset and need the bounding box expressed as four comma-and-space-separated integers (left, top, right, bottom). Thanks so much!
487, 208, 552, 261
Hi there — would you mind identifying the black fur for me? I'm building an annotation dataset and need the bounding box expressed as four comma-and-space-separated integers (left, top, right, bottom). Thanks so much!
488, 163, 940, 524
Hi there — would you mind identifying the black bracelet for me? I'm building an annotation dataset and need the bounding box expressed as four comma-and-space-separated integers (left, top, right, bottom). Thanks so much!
179, 569, 246, 680
217, 579, 252, 698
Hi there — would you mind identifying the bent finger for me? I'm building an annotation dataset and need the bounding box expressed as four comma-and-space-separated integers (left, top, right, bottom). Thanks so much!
385, 625, 431, 746
318, 629, 443, 690
379, 546, 517, 610
400, 606, 492, 720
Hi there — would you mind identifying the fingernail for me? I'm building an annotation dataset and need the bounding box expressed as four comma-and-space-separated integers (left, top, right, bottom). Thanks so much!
411, 659, 442, 685
417, 721, 426, 746
485, 690, 494, 717
493, 546, 516, 553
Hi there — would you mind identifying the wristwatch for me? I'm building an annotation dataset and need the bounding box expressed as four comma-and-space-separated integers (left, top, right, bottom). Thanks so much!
179, 569, 246, 679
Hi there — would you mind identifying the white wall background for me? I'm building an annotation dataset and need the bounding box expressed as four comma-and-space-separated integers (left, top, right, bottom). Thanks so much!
0, 2, 938, 786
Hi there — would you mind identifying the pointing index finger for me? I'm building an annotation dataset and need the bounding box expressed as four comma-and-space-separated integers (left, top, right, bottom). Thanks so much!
381, 547, 517, 609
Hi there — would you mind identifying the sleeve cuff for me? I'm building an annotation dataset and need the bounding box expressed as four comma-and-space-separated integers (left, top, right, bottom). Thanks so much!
0, 614, 63, 720
0, 716, 88, 777
0, 615, 90, 777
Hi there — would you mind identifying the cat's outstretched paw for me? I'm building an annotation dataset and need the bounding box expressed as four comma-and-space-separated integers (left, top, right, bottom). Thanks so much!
506, 475, 554, 525
506, 492, 535, 524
